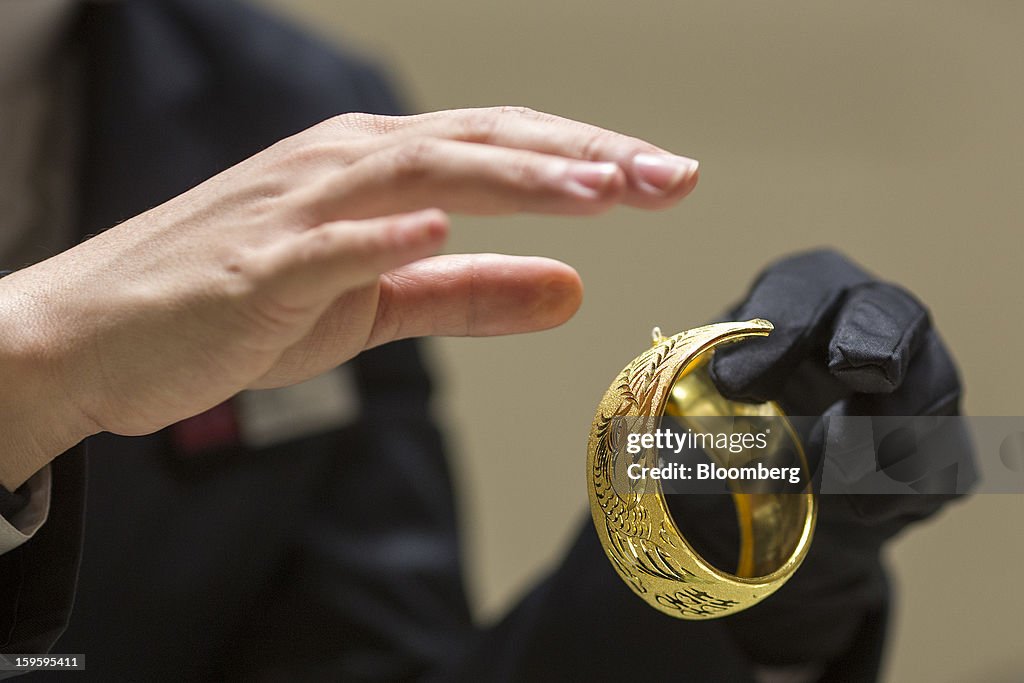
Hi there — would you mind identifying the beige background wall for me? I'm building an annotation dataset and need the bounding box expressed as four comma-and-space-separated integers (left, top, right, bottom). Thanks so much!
253, 2, 1023, 680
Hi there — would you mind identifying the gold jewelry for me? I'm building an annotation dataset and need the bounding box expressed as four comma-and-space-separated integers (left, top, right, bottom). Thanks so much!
587, 320, 816, 619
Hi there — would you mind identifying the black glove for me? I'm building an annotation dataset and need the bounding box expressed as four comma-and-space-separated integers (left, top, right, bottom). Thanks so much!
710, 248, 972, 528
711, 249, 955, 411
686, 249, 974, 676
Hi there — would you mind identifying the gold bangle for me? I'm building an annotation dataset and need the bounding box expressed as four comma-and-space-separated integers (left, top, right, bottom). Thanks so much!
586, 320, 817, 619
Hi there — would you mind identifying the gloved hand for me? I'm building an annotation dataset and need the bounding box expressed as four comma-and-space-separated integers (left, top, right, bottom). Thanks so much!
710, 248, 972, 528
695, 249, 974, 674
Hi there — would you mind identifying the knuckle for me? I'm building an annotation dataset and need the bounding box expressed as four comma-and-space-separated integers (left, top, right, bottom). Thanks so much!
219, 249, 268, 300
373, 281, 399, 340
455, 111, 503, 143
372, 220, 407, 253
373, 273, 414, 343
799, 248, 854, 271
284, 139, 354, 170
329, 111, 390, 134
847, 282, 931, 329
297, 227, 336, 263
495, 105, 540, 119
247, 294, 308, 336
388, 138, 440, 181
281, 179, 335, 229
884, 282, 928, 311
579, 130, 619, 161
272, 137, 325, 169
508, 155, 548, 190
220, 256, 305, 335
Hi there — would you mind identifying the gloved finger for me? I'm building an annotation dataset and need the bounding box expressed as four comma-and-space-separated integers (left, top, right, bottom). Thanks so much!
710, 249, 873, 403
805, 329, 963, 473
809, 330, 972, 526
827, 281, 931, 394
840, 329, 962, 418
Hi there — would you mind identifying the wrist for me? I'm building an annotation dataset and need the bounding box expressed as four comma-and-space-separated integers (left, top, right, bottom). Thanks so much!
0, 274, 99, 489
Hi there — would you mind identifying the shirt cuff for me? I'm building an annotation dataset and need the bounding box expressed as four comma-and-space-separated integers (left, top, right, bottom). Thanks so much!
0, 465, 52, 554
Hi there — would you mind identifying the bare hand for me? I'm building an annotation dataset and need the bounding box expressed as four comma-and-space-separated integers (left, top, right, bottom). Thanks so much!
0, 106, 699, 485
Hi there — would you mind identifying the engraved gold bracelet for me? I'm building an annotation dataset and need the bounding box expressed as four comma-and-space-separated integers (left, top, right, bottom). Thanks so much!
586, 320, 816, 619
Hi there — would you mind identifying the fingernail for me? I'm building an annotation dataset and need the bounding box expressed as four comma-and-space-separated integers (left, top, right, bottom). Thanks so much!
632, 153, 699, 194
564, 161, 620, 198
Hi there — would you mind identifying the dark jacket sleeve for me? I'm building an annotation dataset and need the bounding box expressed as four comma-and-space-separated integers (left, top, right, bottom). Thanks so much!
428, 507, 890, 683
0, 447, 85, 661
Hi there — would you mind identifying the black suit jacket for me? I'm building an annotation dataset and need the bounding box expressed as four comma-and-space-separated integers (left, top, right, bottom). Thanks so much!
6, 1, 472, 679
3, 1, 892, 680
